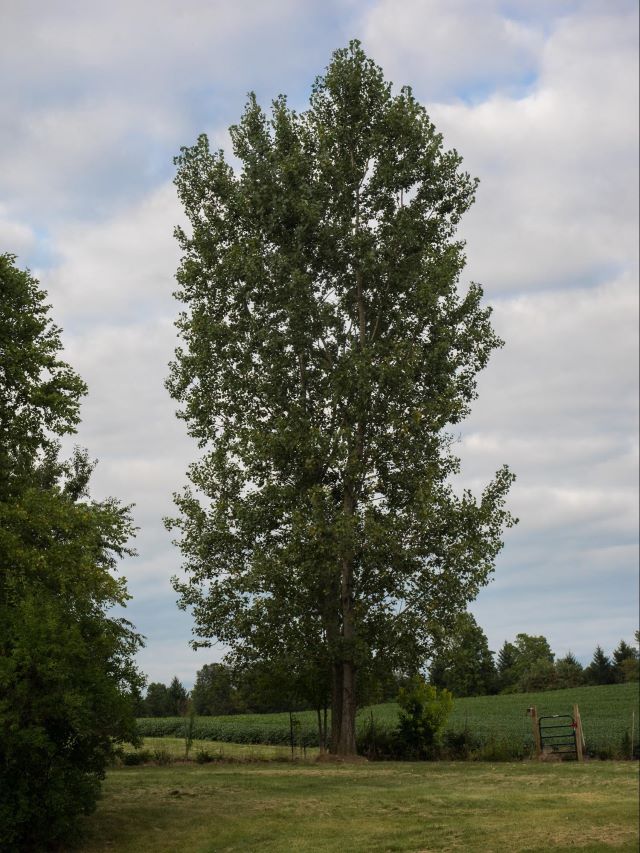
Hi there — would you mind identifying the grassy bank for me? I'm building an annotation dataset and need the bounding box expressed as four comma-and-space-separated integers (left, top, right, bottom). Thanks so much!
136, 682, 639, 756
79, 761, 639, 852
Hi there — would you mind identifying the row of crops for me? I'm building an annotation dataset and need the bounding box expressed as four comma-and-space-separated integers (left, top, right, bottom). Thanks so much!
136, 682, 639, 756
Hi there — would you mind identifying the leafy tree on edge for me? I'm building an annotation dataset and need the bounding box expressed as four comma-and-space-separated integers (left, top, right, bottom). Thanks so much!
0, 255, 143, 850
167, 42, 516, 755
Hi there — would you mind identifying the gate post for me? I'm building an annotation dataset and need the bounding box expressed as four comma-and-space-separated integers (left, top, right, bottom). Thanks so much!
528, 706, 542, 757
573, 704, 584, 762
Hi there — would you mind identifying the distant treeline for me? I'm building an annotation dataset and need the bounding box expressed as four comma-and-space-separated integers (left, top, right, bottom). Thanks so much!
139, 618, 639, 717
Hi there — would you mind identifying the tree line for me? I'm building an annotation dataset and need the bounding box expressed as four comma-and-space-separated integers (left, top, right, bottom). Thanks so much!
140, 620, 639, 717
428, 615, 639, 697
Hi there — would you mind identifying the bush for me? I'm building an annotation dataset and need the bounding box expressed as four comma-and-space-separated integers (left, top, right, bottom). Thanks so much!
442, 727, 481, 760
153, 748, 173, 765
195, 749, 215, 763
122, 750, 152, 766
396, 677, 454, 759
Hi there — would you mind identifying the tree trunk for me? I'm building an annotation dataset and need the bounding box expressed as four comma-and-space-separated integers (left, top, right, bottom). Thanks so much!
335, 507, 358, 755
330, 659, 343, 753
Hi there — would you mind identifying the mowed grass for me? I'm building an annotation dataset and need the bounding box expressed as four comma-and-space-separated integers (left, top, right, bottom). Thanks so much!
79, 760, 638, 852
136, 682, 639, 753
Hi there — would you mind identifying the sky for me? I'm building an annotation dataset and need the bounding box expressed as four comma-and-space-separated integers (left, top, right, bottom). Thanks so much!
1, 0, 637, 687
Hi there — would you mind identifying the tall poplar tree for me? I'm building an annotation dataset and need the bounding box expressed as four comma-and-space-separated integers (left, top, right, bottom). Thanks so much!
168, 42, 516, 755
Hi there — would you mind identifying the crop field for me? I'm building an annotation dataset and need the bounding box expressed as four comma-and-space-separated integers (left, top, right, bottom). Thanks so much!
80, 760, 639, 852
136, 682, 639, 756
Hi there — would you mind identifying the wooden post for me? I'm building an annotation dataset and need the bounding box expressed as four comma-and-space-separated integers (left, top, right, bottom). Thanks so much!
573, 704, 584, 762
529, 706, 542, 758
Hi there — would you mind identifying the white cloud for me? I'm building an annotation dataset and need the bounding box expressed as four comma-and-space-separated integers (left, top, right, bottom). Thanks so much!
0, 206, 36, 256
42, 182, 183, 324
362, 0, 544, 100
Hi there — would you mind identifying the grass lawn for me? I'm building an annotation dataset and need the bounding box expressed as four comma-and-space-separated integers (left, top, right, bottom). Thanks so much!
79, 760, 638, 852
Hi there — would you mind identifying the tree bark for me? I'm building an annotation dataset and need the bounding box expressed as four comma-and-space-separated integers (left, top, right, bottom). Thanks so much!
330, 659, 343, 752
335, 487, 358, 755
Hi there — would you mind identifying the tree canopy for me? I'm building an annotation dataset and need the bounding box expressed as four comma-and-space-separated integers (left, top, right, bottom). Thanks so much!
168, 42, 516, 755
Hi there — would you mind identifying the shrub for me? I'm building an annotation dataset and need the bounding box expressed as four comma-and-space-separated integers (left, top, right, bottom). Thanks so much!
153, 748, 173, 765
442, 727, 481, 760
122, 750, 152, 766
195, 749, 215, 763
396, 677, 453, 759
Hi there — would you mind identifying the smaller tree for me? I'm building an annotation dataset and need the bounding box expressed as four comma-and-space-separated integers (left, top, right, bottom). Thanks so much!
612, 640, 638, 683
517, 658, 557, 692
496, 641, 518, 692
584, 646, 615, 686
396, 677, 453, 759
554, 652, 584, 689
144, 682, 173, 717
497, 634, 554, 693
429, 613, 496, 697
192, 664, 237, 716
167, 676, 189, 715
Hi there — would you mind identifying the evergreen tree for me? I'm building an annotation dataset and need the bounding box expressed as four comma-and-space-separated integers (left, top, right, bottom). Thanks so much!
555, 652, 584, 689
144, 682, 173, 717
167, 676, 189, 715
496, 641, 518, 691
612, 639, 639, 683
584, 646, 615, 685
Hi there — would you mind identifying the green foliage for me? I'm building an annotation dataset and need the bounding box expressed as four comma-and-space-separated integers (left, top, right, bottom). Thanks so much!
554, 652, 585, 689
612, 639, 639, 683
429, 612, 497, 697
396, 677, 453, 758
121, 750, 152, 766
0, 256, 142, 851
144, 682, 174, 717
584, 646, 616, 686
195, 748, 215, 764
192, 663, 237, 716
496, 633, 555, 693
0, 254, 86, 498
152, 748, 173, 766
168, 676, 189, 715
168, 39, 515, 755
618, 657, 639, 683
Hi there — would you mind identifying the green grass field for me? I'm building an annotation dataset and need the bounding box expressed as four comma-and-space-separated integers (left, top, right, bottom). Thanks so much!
79, 760, 639, 852
136, 682, 639, 755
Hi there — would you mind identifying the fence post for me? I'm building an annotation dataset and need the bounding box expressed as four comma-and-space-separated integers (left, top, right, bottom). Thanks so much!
573, 703, 584, 762
529, 706, 542, 757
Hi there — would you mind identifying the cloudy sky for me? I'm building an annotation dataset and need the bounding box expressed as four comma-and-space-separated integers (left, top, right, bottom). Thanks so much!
2, 0, 637, 686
